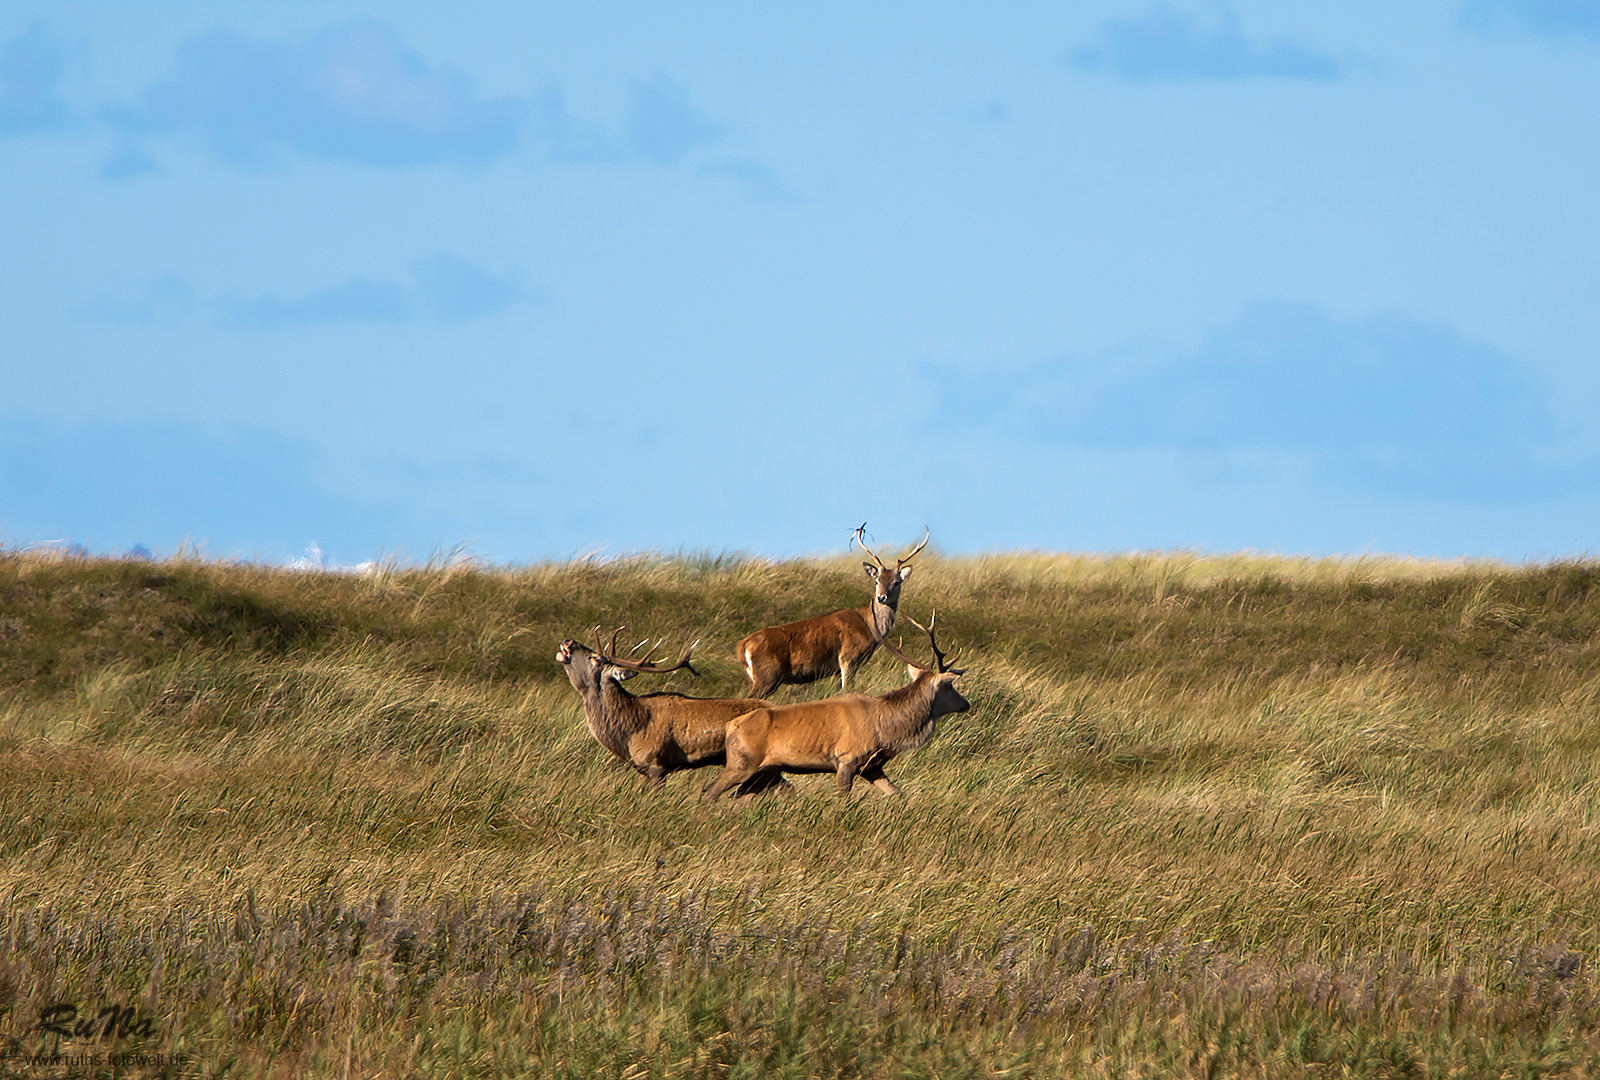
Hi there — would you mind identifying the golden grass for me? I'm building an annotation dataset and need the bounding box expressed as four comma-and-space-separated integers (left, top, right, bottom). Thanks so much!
1, 548, 1598, 1076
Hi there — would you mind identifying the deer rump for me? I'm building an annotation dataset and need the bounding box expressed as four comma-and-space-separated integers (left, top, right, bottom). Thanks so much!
621, 693, 803, 797
582, 687, 796, 797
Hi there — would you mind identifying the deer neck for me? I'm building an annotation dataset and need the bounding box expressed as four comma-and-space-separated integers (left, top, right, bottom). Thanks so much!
584, 677, 649, 757
868, 596, 898, 641
874, 676, 941, 755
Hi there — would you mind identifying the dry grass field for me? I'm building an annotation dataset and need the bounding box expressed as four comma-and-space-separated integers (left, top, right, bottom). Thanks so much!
2, 545, 1598, 1077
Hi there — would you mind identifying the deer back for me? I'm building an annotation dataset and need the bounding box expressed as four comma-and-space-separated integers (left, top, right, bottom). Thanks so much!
772, 608, 877, 673
732, 693, 879, 762
637, 691, 771, 760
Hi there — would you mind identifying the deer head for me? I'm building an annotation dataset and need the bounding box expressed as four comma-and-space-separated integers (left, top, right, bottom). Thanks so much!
854, 524, 929, 608
878, 610, 970, 713
555, 628, 699, 694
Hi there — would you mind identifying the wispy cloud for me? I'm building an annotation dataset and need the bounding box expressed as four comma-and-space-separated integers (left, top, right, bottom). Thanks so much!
92, 25, 774, 186
79, 274, 194, 323
411, 253, 535, 321
626, 74, 726, 164
928, 302, 1586, 502
0, 25, 73, 135
99, 144, 162, 179
224, 278, 412, 327
84, 256, 533, 328
1070, 6, 1345, 82
698, 157, 793, 201
102, 22, 553, 167
223, 256, 533, 328
1460, 0, 1600, 40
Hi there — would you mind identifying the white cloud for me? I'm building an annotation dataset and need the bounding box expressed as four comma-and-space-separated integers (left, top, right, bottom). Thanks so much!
1070, 6, 1345, 82
103, 22, 546, 167
84, 257, 535, 329
625, 74, 726, 164
1461, 0, 1600, 39
0, 25, 73, 134
928, 302, 1588, 502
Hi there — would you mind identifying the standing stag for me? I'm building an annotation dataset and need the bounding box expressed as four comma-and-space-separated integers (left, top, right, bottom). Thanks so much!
704, 612, 968, 801
733, 525, 929, 697
556, 629, 784, 792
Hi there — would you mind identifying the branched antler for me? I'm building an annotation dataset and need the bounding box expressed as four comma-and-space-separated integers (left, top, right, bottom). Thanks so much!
593, 626, 701, 677
877, 609, 964, 675
853, 524, 930, 571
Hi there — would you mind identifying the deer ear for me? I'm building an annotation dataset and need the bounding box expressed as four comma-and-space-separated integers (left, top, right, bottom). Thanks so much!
898, 564, 913, 582
605, 666, 637, 683
864, 562, 879, 578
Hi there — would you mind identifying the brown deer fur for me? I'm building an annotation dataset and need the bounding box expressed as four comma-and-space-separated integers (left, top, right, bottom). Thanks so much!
734, 527, 926, 697
556, 637, 781, 791
703, 653, 969, 801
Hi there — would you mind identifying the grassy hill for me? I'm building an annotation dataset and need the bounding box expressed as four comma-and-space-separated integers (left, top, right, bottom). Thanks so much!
2, 546, 1598, 1077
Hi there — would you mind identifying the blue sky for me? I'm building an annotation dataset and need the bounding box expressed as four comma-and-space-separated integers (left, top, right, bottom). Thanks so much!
3, 2, 1598, 564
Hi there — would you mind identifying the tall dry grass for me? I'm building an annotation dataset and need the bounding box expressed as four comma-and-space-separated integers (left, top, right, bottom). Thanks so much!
1, 546, 1598, 1077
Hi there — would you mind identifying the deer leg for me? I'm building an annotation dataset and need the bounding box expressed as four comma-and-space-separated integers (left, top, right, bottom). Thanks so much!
703, 765, 758, 802
628, 760, 660, 791
836, 760, 860, 796
837, 660, 851, 692
733, 768, 788, 801
629, 745, 668, 790
860, 764, 901, 796
739, 769, 792, 796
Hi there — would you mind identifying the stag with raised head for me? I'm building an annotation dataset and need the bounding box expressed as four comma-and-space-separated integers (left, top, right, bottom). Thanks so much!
556, 628, 783, 791
704, 612, 969, 801
733, 525, 929, 698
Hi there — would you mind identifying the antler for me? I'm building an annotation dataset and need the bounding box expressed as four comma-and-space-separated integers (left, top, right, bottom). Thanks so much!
877, 610, 964, 675
911, 611, 962, 674
592, 626, 701, 677
853, 524, 931, 570
898, 526, 930, 566
853, 523, 887, 570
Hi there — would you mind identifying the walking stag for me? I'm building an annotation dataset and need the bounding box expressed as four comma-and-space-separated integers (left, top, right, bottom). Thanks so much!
734, 525, 929, 697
